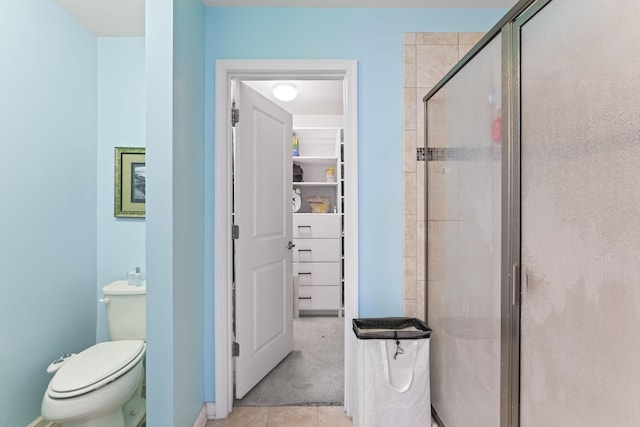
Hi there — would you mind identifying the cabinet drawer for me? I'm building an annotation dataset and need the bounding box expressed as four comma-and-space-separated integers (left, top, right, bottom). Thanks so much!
293, 239, 340, 262
293, 214, 341, 238
294, 262, 340, 286
298, 285, 340, 311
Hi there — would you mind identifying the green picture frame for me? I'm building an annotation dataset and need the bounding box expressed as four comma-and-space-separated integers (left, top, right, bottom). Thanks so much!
114, 147, 145, 218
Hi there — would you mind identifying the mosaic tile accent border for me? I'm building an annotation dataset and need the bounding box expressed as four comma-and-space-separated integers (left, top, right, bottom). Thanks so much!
426, 146, 501, 161
416, 147, 426, 161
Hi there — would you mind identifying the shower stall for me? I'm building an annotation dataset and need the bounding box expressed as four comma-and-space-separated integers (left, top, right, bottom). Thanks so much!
424, 0, 640, 426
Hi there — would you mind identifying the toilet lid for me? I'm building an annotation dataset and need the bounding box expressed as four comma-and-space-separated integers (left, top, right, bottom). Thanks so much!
50, 340, 145, 395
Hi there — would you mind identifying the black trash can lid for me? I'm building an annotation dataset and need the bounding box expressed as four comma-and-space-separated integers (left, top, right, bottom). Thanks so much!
352, 317, 431, 340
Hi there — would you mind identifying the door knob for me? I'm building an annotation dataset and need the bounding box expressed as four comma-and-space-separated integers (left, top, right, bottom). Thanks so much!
287, 241, 296, 250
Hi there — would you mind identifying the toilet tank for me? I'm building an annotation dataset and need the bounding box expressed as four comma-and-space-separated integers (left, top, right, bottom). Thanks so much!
102, 280, 146, 341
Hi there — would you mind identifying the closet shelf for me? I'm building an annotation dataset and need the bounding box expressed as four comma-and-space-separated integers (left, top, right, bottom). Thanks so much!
292, 156, 338, 164
293, 182, 339, 187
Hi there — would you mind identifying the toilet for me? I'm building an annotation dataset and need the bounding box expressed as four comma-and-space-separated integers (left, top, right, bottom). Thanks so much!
41, 280, 146, 427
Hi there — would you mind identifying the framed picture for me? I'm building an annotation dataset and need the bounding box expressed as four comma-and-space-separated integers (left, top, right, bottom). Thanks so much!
114, 147, 145, 218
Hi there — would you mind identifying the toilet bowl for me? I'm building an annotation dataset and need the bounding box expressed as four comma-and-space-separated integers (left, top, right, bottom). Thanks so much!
42, 340, 146, 427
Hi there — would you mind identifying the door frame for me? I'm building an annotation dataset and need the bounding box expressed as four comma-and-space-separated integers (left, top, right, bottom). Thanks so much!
214, 59, 359, 419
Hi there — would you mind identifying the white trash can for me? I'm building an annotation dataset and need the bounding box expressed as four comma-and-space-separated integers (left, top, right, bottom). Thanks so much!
352, 317, 432, 427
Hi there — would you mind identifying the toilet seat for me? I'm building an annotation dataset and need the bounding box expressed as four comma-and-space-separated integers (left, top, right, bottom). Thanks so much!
48, 340, 145, 399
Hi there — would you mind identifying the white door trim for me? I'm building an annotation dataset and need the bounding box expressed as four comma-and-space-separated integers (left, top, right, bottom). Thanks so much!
214, 59, 359, 419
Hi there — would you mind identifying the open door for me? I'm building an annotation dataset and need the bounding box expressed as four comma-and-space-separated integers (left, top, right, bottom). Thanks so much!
233, 82, 294, 399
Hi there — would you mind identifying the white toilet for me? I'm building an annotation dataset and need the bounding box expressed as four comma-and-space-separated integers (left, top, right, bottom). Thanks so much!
42, 280, 146, 427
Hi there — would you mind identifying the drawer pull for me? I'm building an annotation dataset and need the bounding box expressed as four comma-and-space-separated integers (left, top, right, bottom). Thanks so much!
298, 271, 312, 285
298, 296, 312, 300
297, 225, 312, 236
298, 272, 312, 284
297, 249, 312, 260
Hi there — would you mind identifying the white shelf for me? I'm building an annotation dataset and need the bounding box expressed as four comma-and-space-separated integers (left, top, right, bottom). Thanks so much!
293, 182, 338, 187
292, 125, 343, 317
292, 156, 338, 164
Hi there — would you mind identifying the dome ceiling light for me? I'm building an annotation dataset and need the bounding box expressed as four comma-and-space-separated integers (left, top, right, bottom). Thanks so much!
273, 83, 298, 102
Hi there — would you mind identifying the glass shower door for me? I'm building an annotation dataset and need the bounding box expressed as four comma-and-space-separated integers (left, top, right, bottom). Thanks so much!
425, 35, 502, 427
518, 0, 640, 425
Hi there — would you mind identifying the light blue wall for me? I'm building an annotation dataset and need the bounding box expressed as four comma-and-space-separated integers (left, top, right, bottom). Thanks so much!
96, 37, 146, 343
203, 7, 505, 401
146, 0, 176, 423
172, 0, 206, 424
0, 2, 98, 425
146, 0, 205, 425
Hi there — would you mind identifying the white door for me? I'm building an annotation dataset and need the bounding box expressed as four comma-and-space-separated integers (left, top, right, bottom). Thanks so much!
233, 82, 294, 399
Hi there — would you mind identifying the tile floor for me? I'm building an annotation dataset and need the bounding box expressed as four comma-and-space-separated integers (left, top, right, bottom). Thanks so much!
205, 406, 352, 427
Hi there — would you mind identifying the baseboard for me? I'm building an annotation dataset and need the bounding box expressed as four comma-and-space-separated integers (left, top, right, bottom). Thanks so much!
193, 402, 216, 427
27, 417, 61, 427
193, 405, 208, 427
206, 402, 216, 419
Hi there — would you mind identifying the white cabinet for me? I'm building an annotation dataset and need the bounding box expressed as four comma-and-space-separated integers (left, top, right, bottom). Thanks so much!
297, 286, 341, 311
293, 213, 341, 238
293, 213, 342, 316
292, 127, 344, 317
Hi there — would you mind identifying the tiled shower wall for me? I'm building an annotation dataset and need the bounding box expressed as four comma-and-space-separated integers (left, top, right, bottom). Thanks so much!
402, 32, 485, 318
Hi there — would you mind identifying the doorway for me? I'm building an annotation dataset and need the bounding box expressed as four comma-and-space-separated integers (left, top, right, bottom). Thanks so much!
213, 60, 359, 419
234, 79, 344, 407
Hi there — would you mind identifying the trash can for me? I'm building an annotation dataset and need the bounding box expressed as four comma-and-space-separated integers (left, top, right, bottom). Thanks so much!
352, 317, 432, 427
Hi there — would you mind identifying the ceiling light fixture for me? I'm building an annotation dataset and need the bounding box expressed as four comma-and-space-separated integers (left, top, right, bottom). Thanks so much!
273, 83, 298, 102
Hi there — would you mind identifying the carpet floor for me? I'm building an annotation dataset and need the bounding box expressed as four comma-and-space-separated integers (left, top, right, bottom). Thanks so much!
235, 316, 344, 407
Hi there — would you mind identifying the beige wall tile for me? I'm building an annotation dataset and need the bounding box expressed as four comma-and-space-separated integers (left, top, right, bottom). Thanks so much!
404, 257, 417, 300
458, 32, 485, 45
403, 87, 417, 130
417, 161, 426, 221
417, 220, 426, 281
403, 45, 417, 88
403, 32, 416, 45
404, 215, 417, 258
404, 172, 417, 215
415, 88, 424, 144
416, 44, 459, 87
416, 87, 430, 148
403, 130, 417, 173
416, 32, 458, 45
417, 280, 426, 321
404, 299, 417, 318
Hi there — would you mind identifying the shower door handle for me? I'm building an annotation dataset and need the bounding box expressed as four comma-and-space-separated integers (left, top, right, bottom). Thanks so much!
512, 264, 520, 306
